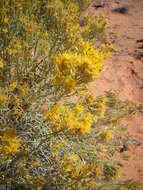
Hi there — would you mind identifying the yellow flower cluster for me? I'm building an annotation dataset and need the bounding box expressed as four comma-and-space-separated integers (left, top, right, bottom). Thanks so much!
55, 42, 112, 93
101, 130, 113, 142
0, 58, 4, 69
3, 17, 9, 24
62, 154, 101, 188
62, 154, 79, 173
0, 128, 21, 156
98, 12, 109, 29
55, 74, 77, 93
0, 14, 9, 33
9, 82, 17, 92
44, 104, 93, 134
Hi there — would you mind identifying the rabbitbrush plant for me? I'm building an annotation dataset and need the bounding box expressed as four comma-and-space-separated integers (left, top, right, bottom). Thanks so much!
0, 0, 141, 189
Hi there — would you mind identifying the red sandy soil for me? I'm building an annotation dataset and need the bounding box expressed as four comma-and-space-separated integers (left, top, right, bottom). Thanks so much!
90, 0, 143, 186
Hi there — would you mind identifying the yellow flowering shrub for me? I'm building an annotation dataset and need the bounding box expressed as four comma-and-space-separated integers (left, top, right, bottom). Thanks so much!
54, 42, 113, 93
44, 104, 93, 134
81, 12, 109, 41
0, 0, 140, 189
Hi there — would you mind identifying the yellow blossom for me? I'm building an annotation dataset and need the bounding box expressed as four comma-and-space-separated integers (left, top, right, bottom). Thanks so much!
75, 104, 83, 116
93, 115, 98, 122
70, 154, 79, 162
44, 104, 93, 134
102, 130, 113, 142
0, 58, 4, 68
9, 82, 17, 92
4, 17, 9, 24
44, 105, 60, 123
3, 28, 8, 33
12, 106, 25, 118
0, 128, 21, 156
64, 75, 77, 93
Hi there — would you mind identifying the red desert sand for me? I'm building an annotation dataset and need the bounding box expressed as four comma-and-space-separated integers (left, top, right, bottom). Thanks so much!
90, 0, 143, 185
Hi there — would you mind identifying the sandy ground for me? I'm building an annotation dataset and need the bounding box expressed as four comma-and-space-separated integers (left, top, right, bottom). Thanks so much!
90, 0, 143, 186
